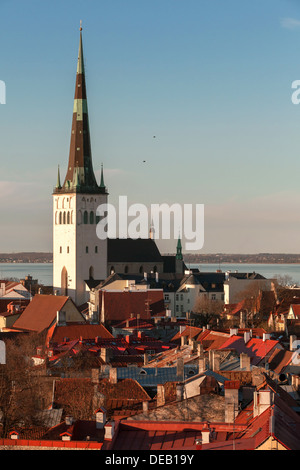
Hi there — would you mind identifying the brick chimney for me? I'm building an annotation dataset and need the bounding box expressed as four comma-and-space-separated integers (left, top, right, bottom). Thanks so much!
109, 367, 117, 384
177, 357, 184, 379
240, 352, 251, 371
224, 380, 240, 423
156, 384, 165, 407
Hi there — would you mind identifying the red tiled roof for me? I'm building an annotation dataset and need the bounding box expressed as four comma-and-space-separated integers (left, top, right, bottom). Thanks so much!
99, 290, 165, 322
50, 323, 113, 343
197, 330, 231, 350
290, 304, 300, 319
219, 335, 280, 365
13, 295, 71, 333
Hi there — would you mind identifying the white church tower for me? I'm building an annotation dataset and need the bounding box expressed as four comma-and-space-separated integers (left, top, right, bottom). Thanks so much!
53, 24, 108, 306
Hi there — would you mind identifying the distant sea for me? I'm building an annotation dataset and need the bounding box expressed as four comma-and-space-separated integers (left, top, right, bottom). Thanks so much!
1, 262, 300, 286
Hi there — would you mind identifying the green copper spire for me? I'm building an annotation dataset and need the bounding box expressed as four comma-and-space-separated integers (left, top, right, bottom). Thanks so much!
56, 165, 62, 190
176, 235, 183, 260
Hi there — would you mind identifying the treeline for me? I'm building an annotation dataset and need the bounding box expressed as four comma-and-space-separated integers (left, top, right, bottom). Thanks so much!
183, 253, 300, 264
0, 253, 53, 263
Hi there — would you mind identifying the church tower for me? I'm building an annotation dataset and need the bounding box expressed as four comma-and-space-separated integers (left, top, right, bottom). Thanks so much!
53, 24, 108, 306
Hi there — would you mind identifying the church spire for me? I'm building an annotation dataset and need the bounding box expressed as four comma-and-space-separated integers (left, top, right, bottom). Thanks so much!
56, 22, 107, 195
176, 235, 183, 260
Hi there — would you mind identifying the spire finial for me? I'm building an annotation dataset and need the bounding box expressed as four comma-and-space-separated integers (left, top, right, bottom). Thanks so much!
56, 165, 61, 190
80, 20, 82, 31
100, 163, 105, 189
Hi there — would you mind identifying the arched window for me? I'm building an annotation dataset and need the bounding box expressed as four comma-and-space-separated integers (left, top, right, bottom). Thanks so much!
67, 211, 70, 224
89, 266, 94, 280
61, 266, 68, 296
153, 265, 157, 273
110, 266, 115, 274
95, 246, 98, 254
139, 266, 143, 274
63, 212, 66, 224
124, 265, 129, 274
59, 212, 62, 225
90, 211, 94, 224
83, 211, 88, 224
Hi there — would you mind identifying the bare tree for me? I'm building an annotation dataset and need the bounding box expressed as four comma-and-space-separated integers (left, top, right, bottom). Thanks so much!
0, 332, 46, 437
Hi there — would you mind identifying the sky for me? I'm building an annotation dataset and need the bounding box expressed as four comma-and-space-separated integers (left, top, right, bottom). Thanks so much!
1, 0, 300, 254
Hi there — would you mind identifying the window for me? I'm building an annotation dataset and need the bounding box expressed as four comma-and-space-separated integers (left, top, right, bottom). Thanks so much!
86, 246, 89, 254
83, 211, 88, 224
90, 211, 94, 224
60, 247, 62, 254
211, 294, 216, 301
63, 212, 66, 224
67, 212, 70, 224
67, 246, 69, 254
95, 246, 98, 254
124, 265, 129, 274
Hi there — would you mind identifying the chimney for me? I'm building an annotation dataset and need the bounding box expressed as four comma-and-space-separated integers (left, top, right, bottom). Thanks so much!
176, 383, 184, 402
212, 351, 220, 372
201, 423, 210, 445
224, 381, 240, 423
104, 421, 115, 440
199, 356, 206, 373
100, 347, 112, 363
91, 368, 100, 384
197, 343, 204, 357
156, 384, 165, 407
253, 389, 273, 417
181, 335, 188, 347
240, 352, 251, 371
143, 401, 149, 414
263, 333, 270, 342
209, 350, 219, 370
290, 335, 297, 351
109, 367, 117, 384
177, 357, 184, 379
65, 415, 74, 426
95, 407, 106, 429
244, 331, 251, 344
230, 328, 238, 336
144, 353, 149, 366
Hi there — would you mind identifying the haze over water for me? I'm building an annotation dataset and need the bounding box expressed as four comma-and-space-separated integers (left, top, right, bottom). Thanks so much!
1, 262, 300, 287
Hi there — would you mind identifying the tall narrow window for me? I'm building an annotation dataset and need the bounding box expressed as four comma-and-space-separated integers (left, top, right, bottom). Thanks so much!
86, 246, 89, 254
83, 211, 88, 224
90, 211, 94, 224
61, 267, 68, 296
95, 246, 98, 253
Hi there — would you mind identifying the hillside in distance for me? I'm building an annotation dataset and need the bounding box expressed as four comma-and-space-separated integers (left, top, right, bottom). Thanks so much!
1, 252, 300, 264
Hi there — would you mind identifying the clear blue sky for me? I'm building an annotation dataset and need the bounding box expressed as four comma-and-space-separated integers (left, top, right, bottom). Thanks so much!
1, 0, 300, 254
